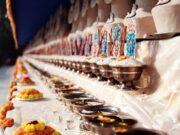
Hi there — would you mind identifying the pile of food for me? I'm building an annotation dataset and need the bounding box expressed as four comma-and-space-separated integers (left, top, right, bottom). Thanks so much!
18, 76, 34, 85
16, 88, 43, 100
13, 120, 61, 135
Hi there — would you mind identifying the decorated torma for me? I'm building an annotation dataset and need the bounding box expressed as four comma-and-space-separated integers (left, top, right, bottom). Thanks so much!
152, 0, 180, 33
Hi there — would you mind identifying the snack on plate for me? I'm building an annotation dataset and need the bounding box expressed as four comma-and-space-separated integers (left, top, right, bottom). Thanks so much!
16, 88, 43, 100
0, 102, 14, 119
13, 120, 61, 135
0, 117, 14, 128
18, 77, 34, 85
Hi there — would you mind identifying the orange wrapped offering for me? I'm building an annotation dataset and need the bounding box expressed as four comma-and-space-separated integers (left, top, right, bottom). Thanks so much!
10, 81, 17, 88
10, 87, 18, 95
16, 88, 43, 100
0, 118, 14, 128
9, 95, 16, 101
13, 120, 61, 135
0, 102, 14, 119
18, 77, 34, 85
117, 56, 128, 61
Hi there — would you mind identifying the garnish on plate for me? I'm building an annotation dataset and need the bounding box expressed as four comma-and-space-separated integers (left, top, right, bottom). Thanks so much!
13, 120, 61, 135
16, 88, 43, 100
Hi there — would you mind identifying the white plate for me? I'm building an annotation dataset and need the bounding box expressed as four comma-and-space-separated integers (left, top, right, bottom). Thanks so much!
17, 83, 34, 86
16, 97, 43, 101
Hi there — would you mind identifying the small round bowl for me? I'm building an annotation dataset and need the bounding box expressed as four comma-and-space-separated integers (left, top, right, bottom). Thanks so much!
98, 65, 113, 79
63, 60, 69, 68
76, 62, 83, 72
67, 60, 72, 69
90, 63, 101, 76
111, 66, 144, 90
81, 61, 91, 74
70, 99, 105, 114
87, 115, 137, 135
62, 93, 95, 105
111, 66, 143, 81
58, 59, 63, 67
72, 61, 77, 70
79, 106, 121, 121
59, 88, 84, 94
113, 128, 167, 135
56, 87, 82, 92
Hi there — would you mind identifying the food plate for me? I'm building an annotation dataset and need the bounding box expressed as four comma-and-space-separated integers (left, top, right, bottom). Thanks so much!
13, 120, 61, 135
16, 97, 43, 101
17, 83, 35, 86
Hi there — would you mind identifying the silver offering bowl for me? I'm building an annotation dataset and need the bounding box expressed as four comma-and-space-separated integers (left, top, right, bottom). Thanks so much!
79, 106, 121, 121
81, 62, 95, 77
111, 66, 144, 90
113, 128, 167, 135
63, 60, 69, 69
70, 99, 105, 114
67, 60, 73, 69
90, 63, 105, 81
54, 59, 61, 67
71, 61, 77, 70
98, 65, 117, 85
76, 62, 83, 72
81, 62, 91, 73
58, 59, 64, 67
62, 93, 95, 106
59, 89, 85, 95
87, 115, 137, 135
56, 87, 82, 93
79, 106, 121, 131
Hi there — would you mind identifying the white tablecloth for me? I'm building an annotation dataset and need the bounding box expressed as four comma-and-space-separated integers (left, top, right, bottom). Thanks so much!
4, 63, 91, 135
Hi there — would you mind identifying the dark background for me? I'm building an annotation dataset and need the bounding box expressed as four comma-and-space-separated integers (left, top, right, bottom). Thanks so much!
0, 0, 70, 66
0, 0, 20, 66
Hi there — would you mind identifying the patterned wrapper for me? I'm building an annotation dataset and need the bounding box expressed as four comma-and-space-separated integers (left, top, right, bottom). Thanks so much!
84, 33, 92, 56
80, 36, 86, 55
125, 19, 136, 57
101, 30, 109, 56
112, 24, 122, 57
77, 33, 82, 55
92, 31, 99, 56
73, 36, 78, 55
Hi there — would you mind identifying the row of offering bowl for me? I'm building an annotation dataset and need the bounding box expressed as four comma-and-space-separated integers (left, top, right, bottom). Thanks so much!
35, 56, 144, 90
26, 60, 166, 135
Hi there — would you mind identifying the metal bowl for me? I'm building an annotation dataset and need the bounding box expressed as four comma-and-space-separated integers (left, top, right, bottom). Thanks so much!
60, 59, 65, 67
111, 66, 143, 90
70, 99, 105, 114
76, 62, 82, 72
61, 90, 86, 96
90, 63, 101, 76
99, 65, 113, 79
113, 128, 167, 135
63, 60, 69, 68
71, 61, 77, 70
59, 88, 84, 94
111, 66, 143, 81
57, 59, 62, 67
81, 62, 91, 74
67, 61, 72, 69
87, 115, 137, 135
62, 93, 95, 105
57, 87, 82, 92
79, 106, 121, 121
